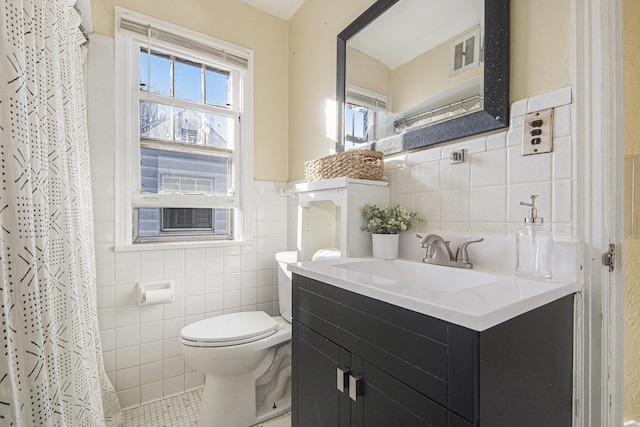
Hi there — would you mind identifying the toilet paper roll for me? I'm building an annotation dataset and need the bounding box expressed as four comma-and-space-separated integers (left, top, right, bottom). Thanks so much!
143, 288, 173, 305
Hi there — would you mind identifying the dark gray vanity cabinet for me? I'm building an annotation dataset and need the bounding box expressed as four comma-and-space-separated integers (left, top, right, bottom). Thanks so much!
291, 274, 574, 427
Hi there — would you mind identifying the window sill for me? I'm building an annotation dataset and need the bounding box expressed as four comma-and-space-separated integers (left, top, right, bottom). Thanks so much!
114, 239, 253, 252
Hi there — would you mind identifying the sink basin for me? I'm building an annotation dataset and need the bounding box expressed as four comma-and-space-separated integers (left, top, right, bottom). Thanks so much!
333, 259, 506, 293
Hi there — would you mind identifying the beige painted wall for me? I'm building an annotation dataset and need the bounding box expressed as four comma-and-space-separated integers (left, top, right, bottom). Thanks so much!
91, 0, 289, 181
346, 46, 390, 98
288, 0, 572, 180
624, 0, 640, 421
509, 0, 572, 103
288, 0, 376, 180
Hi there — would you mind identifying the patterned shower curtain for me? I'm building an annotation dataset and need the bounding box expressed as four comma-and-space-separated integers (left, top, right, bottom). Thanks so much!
0, 0, 122, 425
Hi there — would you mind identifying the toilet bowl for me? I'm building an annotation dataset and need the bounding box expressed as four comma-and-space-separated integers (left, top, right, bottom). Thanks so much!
180, 251, 297, 427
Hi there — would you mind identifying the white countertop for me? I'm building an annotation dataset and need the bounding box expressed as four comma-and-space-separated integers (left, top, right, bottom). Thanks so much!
289, 256, 581, 331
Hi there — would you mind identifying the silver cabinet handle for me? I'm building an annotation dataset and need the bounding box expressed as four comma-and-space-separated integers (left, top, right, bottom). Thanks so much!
348, 375, 362, 402
336, 368, 350, 393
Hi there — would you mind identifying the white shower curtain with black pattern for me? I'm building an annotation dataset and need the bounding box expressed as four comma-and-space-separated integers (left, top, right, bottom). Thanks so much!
0, 0, 122, 425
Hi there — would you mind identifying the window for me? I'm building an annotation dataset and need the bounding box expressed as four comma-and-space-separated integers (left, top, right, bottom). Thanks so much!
344, 86, 387, 150
345, 102, 371, 144
115, 9, 253, 245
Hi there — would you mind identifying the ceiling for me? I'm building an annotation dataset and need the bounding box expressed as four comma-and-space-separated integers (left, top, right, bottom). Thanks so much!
241, 0, 308, 20
239, 0, 484, 69
348, 0, 483, 70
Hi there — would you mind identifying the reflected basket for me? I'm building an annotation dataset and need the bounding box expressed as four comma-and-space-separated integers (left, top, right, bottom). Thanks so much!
304, 150, 384, 182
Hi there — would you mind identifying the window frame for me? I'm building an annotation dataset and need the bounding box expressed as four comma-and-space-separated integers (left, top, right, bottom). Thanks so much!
114, 8, 254, 247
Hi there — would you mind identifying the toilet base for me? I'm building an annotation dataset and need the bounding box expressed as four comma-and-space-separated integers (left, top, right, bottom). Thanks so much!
197, 374, 291, 427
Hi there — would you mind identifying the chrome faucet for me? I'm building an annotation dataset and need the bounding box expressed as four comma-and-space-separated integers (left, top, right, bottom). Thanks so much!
418, 234, 454, 265
417, 234, 484, 269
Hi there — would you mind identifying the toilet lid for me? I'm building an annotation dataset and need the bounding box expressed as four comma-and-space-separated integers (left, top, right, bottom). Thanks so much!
180, 311, 279, 345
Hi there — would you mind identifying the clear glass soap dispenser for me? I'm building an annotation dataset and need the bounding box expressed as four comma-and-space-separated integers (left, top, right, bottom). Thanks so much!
515, 195, 553, 279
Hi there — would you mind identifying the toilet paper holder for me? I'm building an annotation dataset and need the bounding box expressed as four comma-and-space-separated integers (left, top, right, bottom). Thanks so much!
138, 280, 174, 306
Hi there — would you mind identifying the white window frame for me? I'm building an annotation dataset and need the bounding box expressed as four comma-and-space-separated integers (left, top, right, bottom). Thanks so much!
114, 8, 253, 247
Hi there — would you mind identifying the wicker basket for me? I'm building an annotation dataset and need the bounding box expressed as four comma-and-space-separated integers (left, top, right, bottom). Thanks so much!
304, 149, 384, 182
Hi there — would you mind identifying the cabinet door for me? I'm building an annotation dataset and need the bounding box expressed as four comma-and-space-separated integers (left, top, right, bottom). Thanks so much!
351, 359, 473, 427
292, 321, 351, 427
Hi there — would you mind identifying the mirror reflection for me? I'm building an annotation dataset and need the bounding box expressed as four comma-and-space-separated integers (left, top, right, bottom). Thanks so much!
344, 0, 484, 149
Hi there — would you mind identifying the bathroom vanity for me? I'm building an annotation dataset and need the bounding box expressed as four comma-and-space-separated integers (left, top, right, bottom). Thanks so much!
290, 258, 578, 427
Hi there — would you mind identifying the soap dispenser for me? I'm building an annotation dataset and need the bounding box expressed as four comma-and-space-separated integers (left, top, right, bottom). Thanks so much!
515, 195, 553, 279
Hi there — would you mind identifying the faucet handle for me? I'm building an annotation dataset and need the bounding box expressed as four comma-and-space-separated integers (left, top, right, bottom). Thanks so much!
416, 234, 426, 248
455, 238, 484, 264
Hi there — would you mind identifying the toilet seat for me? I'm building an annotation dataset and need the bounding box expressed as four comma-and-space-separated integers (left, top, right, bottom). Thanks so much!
180, 311, 279, 347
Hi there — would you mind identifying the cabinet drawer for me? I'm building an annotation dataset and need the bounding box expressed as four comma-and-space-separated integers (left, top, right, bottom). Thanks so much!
293, 274, 470, 410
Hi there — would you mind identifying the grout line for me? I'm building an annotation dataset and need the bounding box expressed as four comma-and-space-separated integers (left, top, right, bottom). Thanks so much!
122, 388, 291, 427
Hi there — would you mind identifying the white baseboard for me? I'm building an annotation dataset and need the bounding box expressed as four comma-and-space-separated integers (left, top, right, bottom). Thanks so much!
624, 421, 640, 426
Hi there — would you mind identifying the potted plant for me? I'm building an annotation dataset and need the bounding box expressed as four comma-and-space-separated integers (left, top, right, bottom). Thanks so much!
359, 204, 424, 259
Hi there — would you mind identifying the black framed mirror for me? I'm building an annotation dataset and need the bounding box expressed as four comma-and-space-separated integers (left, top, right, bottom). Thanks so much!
336, 0, 510, 154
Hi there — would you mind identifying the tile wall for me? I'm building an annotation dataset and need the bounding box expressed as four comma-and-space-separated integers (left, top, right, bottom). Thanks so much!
87, 35, 289, 409
385, 86, 574, 242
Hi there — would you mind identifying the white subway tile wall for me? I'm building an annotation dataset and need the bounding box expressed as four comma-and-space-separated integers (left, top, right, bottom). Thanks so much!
386, 86, 574, 242
88, 35, 288, 409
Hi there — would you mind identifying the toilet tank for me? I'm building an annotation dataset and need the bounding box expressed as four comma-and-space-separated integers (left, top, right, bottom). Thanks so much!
275, 251, 297, 323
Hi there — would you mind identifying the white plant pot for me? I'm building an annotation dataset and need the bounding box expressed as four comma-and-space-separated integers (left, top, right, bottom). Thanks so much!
372, 233, 399, 260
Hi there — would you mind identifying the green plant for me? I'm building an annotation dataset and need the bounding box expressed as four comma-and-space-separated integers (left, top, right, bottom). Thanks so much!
359, 204, 424, 234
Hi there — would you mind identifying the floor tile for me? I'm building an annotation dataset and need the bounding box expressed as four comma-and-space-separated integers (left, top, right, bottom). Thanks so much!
122, 388, 291, 427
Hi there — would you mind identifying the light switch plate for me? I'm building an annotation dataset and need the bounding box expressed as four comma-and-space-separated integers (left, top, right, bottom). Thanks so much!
522, 108, 554, 155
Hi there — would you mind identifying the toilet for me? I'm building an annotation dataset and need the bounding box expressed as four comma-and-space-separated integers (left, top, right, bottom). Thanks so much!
180, 251, 297, 427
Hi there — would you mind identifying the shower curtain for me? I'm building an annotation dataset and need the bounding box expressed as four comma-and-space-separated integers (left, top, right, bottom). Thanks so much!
0, 0, 122, 425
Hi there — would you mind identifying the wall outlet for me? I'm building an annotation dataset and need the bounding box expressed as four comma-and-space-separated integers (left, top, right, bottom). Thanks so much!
522, 108, 554, 155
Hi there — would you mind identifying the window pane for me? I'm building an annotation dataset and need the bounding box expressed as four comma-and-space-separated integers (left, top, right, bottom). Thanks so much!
139, 49, 171, 96
140, 102, 173, 141
205, 113, 234, 149
139, 51, 147, 91
174, 59, 203, 103
136, 207, 230, 238
206, 67, 230, 107
196, 179, 213, 193
141, 147, 229, 195
137, 207, 162, 236
162, 176, 180, 192
175, 108, 204, 144
345, 103, 369, 143
180, 178, 196, 193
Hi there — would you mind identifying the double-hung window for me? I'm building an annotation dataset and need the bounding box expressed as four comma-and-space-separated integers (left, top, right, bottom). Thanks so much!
115, 9, 253, 245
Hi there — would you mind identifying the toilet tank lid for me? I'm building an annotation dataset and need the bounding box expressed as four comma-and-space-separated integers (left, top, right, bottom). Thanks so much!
180, 311, 278, 343
275, 251, 298, 264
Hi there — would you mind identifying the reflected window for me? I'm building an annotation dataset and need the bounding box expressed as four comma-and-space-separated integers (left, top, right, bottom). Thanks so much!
344, 87, 387, 150
345, 102, 371, 144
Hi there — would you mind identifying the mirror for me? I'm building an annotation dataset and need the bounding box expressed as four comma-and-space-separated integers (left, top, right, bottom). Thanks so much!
337, 0, 509, 154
